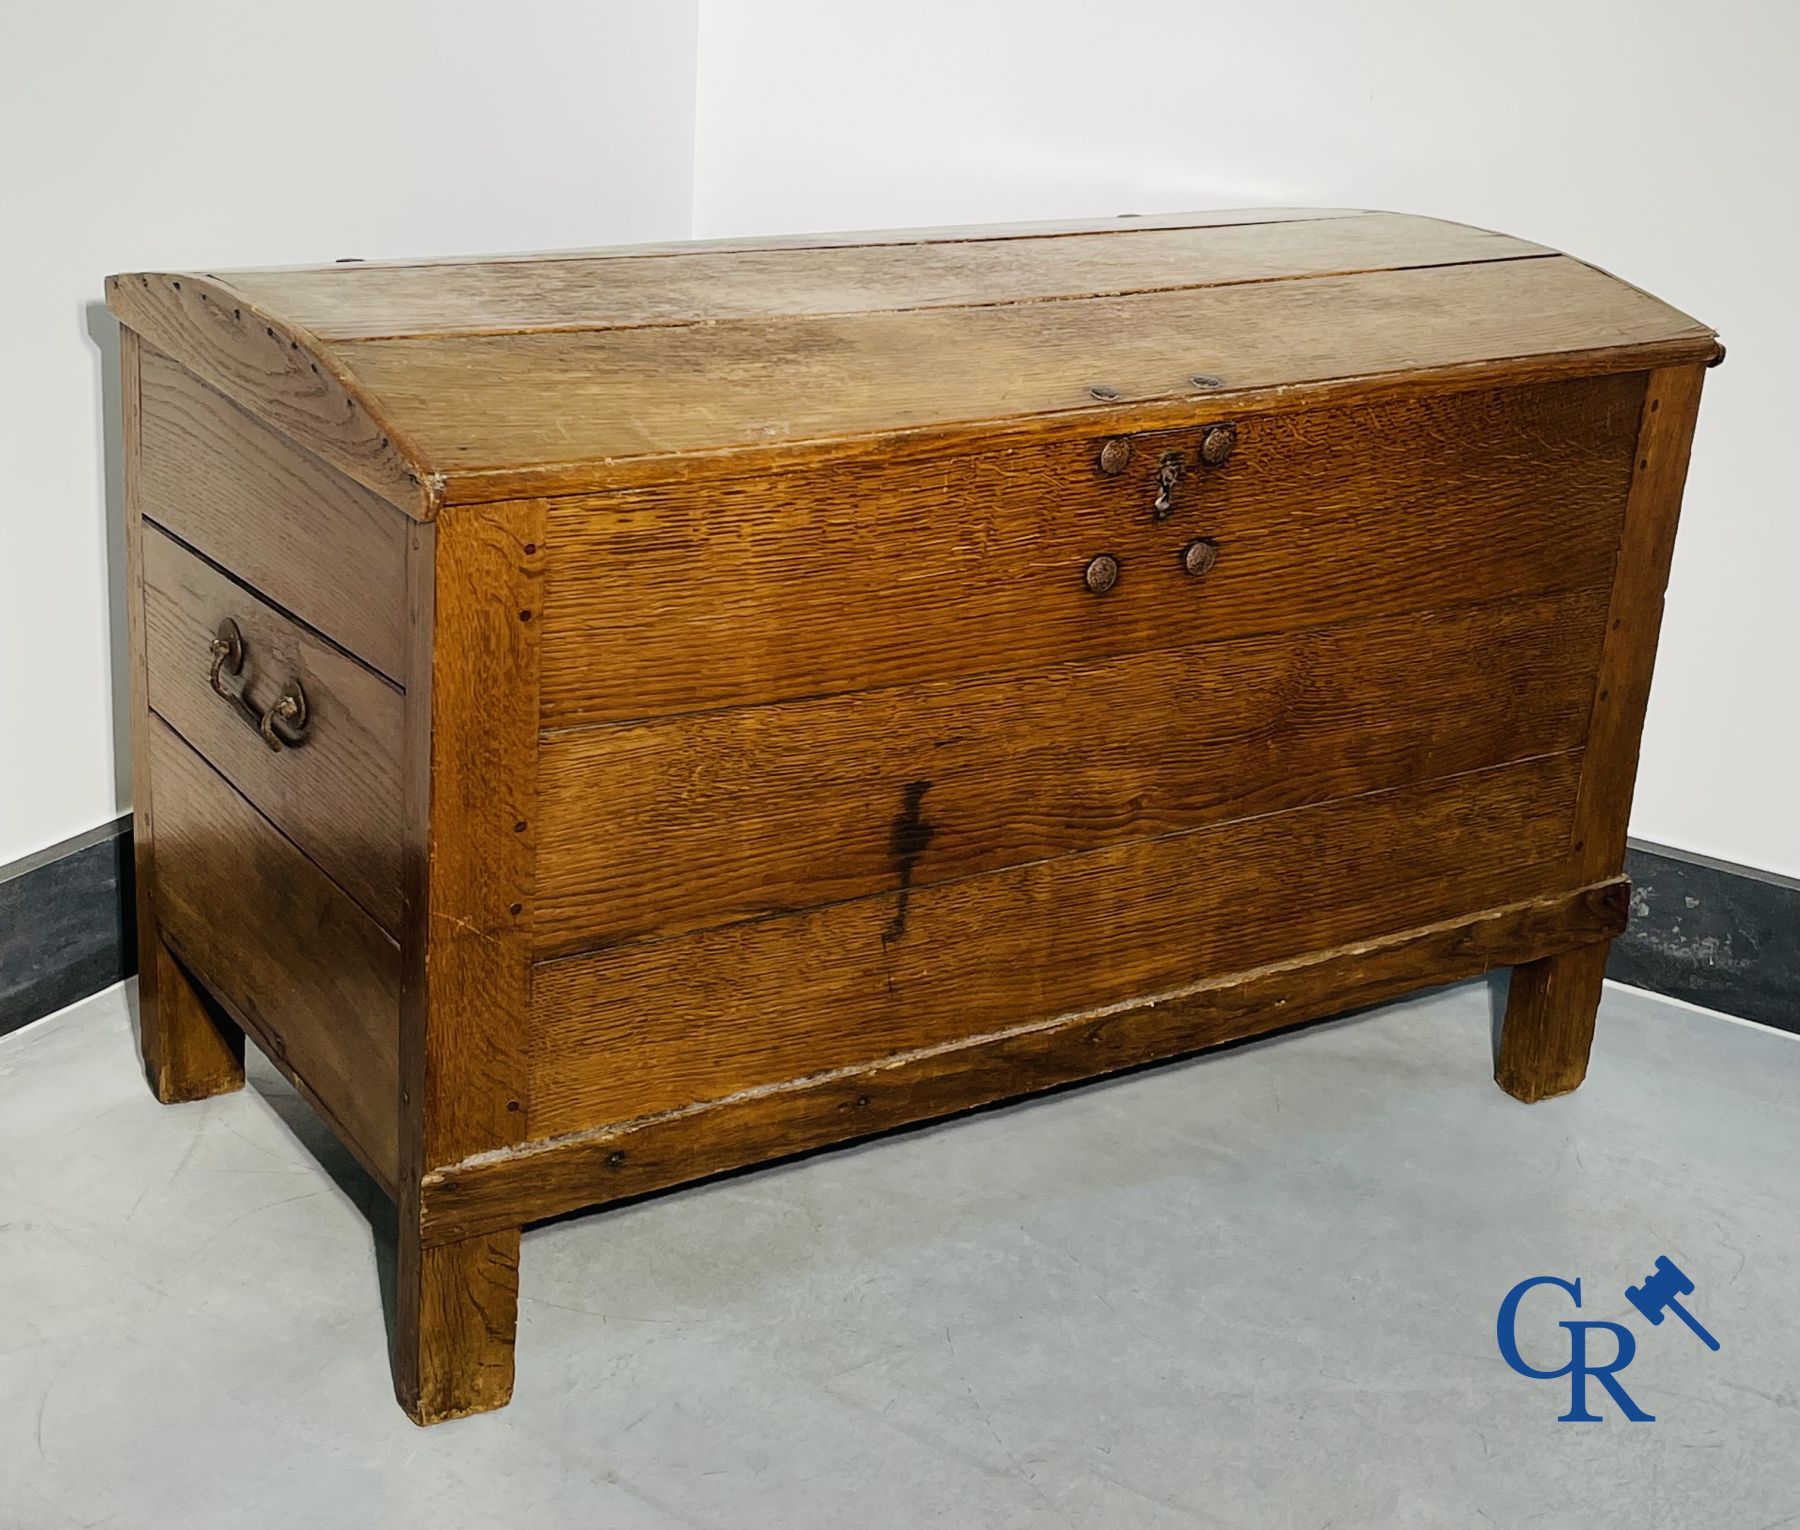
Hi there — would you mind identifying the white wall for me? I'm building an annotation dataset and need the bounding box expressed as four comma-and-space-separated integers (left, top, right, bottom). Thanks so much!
0, 0, 699, 867
6, 1, 1795, 878
693, 0, 1800, 878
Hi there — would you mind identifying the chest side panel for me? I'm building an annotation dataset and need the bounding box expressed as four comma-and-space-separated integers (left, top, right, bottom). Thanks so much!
128, 342, 413, 1188
137, 347, 412, 681
140, 526, 406, 933
147, 716, 401, 1186
524, 372, 1645, 1138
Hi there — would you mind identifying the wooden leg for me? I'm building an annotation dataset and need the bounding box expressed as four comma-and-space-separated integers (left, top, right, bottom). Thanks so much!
394, 1224, 521, 1425
139, 938, 244, 1104
1495, 941, 1611, 1102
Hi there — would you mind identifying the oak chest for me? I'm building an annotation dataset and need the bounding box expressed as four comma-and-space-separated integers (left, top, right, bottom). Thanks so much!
107, 208, 1718, 1423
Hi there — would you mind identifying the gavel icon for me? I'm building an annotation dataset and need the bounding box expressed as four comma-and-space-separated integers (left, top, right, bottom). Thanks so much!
1625, 1256, 1720, 1350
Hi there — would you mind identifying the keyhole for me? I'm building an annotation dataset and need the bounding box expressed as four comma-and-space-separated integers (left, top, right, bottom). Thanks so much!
1153, 452, 1185, 520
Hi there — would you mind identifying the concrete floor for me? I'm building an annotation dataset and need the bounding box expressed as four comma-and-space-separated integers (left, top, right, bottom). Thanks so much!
1, 979, 1795, 1530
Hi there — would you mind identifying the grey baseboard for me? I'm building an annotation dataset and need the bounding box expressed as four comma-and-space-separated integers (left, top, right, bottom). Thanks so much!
0, 819, 1793, 1040
0, 816, 135, 1038
1609, 840, 1799, 1033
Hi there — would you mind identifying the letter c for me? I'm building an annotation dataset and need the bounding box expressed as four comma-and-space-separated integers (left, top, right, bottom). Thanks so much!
1497, 1275, 1581, 1379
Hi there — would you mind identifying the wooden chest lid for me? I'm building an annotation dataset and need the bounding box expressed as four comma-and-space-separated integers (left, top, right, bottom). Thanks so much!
107, 208, 1716, 518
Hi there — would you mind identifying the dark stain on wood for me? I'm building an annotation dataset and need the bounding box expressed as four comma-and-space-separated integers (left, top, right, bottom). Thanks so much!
884, 779, 936, 942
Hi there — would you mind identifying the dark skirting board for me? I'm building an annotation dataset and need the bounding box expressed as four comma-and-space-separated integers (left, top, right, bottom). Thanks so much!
0, 817, 135, 1037
1609, 841, 1798, 1033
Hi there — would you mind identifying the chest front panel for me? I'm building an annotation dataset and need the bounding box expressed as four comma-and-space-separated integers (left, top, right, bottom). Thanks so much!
525, 373, 1644, 1137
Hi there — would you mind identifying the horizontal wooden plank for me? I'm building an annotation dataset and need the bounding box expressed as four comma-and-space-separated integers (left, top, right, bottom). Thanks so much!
535, 587, 1611, 955
142, 526, 406, 933
331, 257, 1705, 474
137, 348, 414, 674
430, 877, 1631, 1243
528, 752, 1585, 1137
212, 214, 1546, 340
433, 336, 1716, 506
210, 208, 1364, 278
538, 372, 1643, 728
148, 717, 401, 1188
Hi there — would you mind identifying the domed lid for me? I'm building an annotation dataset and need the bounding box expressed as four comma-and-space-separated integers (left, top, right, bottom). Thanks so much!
108, 208, 1717, 517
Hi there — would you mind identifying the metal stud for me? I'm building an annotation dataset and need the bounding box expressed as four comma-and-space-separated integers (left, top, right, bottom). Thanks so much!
1084, 554, 1121, 595
1199, 422, 1237, 467
1097, 437, 1133, 475
1182, 538, 1220, 579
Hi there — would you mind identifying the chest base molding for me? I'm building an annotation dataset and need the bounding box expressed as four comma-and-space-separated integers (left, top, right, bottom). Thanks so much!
421, 877, 1629, 1246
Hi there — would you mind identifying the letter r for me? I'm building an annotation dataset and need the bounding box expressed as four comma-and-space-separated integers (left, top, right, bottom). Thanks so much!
1559, 1321, 1654, 1422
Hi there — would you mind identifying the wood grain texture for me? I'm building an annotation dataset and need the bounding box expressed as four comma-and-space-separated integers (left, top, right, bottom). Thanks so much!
530, 752, 1585, 1135
137, 348, 413, 678
148, 716, 401, 1189
1571, 365, 1708, 882
122, 328, 242, 1102
214, 214, 1547, 340
112, 216, 1714, 508
121, 324, 150, 907
1495, 940, 1613, 1102
141, 930, 245, 1103
331, 257, 1706, 487
426, 878, 1631, 1244
536, 587, 1611, 954
396, 518, 438, 1195
142, 526, 405, 932
419, 502, 545, 1166
216, 208, 1364, 277
387, 506, 540, 1425
107, 274, 432, 515
446, 338, 1717, 506
539, 373, 1644, 728
393, 1229, 520, 1425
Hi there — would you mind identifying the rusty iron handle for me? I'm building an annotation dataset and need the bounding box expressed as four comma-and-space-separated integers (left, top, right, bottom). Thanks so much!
208, 618, 310, 752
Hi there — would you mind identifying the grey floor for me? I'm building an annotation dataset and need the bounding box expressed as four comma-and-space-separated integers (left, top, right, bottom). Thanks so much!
2, 979, 1795, 1530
